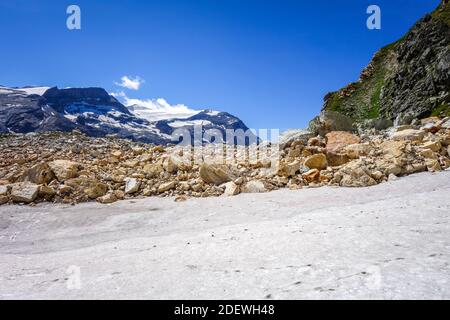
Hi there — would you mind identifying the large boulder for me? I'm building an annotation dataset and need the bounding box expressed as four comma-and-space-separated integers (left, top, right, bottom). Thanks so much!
49, 160, 82, 181
376, 139, 427, 176
164, 155, 192, 172
326, 131, 361, 153
304, 154, 328, 170
376, 140, 408, 176
391, 129, 425, 142
308, 111, 355, 136
65, 178, 108, 199
333, 160, 377, 188
422, 141, 442, 152
380, 140, 408, 158
19, 163, 55, 185
325, 131, 361, 166
344, 143, 371, 159
278, 130, 313, 150
10, 182, 40, 203
199, 163, 234, 185
277, 160, 301, 177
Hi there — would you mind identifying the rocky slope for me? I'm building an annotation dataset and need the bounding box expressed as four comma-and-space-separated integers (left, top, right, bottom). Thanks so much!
318, 0, 450, 128
0, 86, 256, 145
0, 116, 449, 206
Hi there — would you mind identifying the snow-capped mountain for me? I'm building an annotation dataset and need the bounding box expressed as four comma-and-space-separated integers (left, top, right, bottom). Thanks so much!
0, 86, 257, 145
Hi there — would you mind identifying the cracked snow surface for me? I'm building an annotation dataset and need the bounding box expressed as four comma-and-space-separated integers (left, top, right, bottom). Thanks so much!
0, 171, 449, 300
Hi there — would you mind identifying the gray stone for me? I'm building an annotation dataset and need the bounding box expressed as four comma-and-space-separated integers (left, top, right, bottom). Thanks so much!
308, 111, 355, 136
10, 182, 39, 203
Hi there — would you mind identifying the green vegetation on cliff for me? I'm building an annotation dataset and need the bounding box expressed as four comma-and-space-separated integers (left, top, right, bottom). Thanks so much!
322, 0, 450, 124
432, 0, 450, 25
431, 103, 450, 117
323, 41, 398, 121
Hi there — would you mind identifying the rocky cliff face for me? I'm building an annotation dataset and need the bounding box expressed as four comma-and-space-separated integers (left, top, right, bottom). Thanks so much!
321, 0, 450, 127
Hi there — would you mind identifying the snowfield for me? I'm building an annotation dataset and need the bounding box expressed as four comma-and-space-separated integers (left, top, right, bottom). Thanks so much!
0, 171, 449, 300
0, 86, 50, 96
169, 119, 213, 128
16, 87, 50, 96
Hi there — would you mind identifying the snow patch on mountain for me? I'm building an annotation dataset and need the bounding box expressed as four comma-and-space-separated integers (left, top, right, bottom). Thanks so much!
205, 110, 221, 116
0, 86, 50, 96
18, 86, 50, 96
168, 120, 212, 128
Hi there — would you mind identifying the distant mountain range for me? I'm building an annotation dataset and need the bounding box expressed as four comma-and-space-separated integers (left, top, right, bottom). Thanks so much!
0, 86, 257, 145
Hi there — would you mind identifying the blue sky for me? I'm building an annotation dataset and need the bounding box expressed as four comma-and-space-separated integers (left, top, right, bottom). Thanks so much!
0, 0, 440, 129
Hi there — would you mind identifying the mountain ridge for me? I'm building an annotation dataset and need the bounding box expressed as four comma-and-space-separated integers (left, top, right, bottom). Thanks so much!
0, 86, 257, 145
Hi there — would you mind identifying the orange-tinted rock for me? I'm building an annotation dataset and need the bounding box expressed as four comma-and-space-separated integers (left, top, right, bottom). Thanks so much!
302, 169, 320, 183
325, 132, 361, 167
326, 131, 361, 153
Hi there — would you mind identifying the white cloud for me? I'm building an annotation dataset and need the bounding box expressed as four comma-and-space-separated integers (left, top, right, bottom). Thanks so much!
124, 97, 200, 121
110, 90, 219, 122
114, 76, 145, 90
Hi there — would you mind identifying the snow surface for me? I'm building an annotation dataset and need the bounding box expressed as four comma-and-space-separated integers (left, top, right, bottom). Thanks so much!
0, 88, 14, 95
206, 110, 221, 116
17, 87, 50, 96
168, 120, 212, 128
0, 86, 49, 96
1, 171, 449, 300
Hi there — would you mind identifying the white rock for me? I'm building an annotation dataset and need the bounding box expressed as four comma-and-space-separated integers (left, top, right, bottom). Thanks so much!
0, 185, 9, 196
388, 174, 399, 181
124, 178, 140, 194
223, 182, 240, 196
241, 180, 267, 193
441, 119, 450, 129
